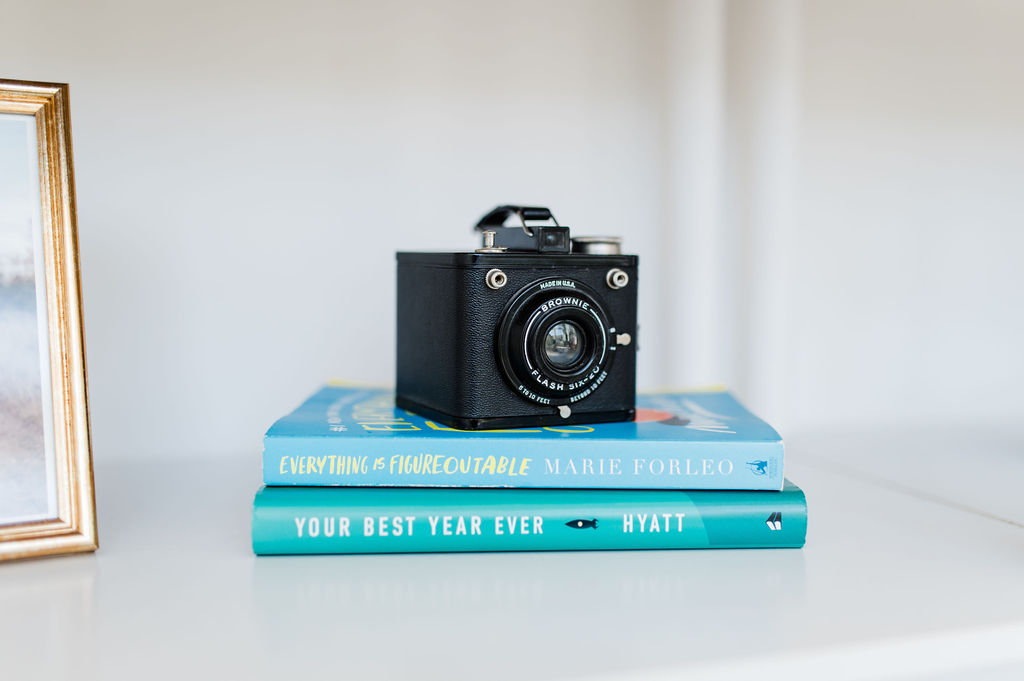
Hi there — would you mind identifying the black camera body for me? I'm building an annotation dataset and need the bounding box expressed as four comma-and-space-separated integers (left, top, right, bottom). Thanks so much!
396, 206, 637, 430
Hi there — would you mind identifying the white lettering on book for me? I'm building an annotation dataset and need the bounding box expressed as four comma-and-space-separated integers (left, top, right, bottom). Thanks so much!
622, 513, 687, 533
290, 514, 548, 540
428, 515, 484, 536
294, 516, 352, 538
544, 457, 732, 477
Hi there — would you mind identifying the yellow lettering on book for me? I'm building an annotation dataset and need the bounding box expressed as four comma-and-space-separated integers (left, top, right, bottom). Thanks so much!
383, 453, 532, 478
284, 455, 369, 477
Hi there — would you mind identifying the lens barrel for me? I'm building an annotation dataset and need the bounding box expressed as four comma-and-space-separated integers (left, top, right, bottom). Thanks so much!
496, 279, 617, 407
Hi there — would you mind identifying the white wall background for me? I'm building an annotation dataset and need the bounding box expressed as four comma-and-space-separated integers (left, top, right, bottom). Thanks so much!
791, 0, 1024, 430
2, 0, 1021, 460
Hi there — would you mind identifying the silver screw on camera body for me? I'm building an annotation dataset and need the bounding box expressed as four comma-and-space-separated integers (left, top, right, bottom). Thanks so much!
476, 230, 508, 254
485, 268, 508, 290
606, 268, 629, 289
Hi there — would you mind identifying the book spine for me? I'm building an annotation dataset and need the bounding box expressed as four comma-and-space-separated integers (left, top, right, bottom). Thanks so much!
251, 487, 806, 554
262, 437, 785, 490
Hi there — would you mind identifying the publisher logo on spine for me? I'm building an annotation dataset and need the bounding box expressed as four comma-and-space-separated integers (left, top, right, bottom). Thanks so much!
766, 512, 782, 531
746, 458, 779, 479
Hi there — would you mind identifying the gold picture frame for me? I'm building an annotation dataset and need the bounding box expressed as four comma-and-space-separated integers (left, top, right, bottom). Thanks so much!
0, 80, 96, 561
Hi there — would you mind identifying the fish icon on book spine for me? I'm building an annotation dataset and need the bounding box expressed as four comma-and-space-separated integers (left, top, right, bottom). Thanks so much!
566, 518, 598, 529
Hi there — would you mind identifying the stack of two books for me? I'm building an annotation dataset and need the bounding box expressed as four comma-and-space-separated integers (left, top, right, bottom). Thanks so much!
251, 385, 807, 554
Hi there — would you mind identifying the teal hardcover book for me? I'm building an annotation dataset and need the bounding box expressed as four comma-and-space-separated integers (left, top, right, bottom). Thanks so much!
251, 481, 806, 555
262, 385, 784, 490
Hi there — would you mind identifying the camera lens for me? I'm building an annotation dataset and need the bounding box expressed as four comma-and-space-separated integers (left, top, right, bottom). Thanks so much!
496, 278, 618, 406
543, 321, 585, 368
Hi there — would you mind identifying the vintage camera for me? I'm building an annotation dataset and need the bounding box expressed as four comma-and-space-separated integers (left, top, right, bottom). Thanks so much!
396, 205, 637, 430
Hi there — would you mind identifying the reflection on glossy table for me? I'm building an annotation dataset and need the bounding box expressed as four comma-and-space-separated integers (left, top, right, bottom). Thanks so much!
1, 429, 1023, 681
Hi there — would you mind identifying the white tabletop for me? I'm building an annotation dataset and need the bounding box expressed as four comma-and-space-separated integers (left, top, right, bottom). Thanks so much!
2, 429, 1023, 681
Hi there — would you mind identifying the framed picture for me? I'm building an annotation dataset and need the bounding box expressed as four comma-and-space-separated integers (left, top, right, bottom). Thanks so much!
0, 80, 96, 561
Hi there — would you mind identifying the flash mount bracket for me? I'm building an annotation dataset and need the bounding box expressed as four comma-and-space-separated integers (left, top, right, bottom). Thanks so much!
474, 205, 571, 254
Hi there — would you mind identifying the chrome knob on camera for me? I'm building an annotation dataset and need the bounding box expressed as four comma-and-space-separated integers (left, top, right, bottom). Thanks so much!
572, 236, 622, 255
606, 268, 629, 289
485, 268, 508, 290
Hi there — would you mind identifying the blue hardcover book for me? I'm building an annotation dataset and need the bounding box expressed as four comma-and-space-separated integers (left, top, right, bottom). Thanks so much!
262, 385, 784, 490
252, 481, 807, 555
